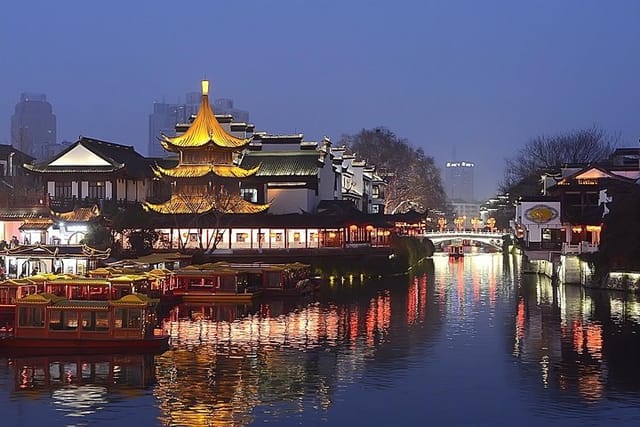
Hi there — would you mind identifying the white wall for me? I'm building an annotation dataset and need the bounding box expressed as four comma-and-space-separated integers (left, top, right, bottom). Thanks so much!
267, 187, 313, 214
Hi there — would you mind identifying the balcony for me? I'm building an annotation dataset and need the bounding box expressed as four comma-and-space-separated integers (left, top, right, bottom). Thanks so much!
562, 241, 598, 255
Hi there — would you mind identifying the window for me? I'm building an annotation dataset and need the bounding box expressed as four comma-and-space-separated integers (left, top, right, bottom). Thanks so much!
88, 181, 105, 199
18, 306, 45, 327
81, 311, 110, 332
54, 182, 73, 199
49, 310, 78, 331
236, 233, 248, 243
115, 308, 142, 329
241, 188, 258, 203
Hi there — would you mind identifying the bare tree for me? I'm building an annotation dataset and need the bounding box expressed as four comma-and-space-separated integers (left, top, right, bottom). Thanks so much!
166, 185, 247, 251
339, 127, 448, 214
501, 125, 617, 194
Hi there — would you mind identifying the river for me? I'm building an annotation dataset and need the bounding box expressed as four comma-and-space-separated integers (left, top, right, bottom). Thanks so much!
2, 253, 640, 426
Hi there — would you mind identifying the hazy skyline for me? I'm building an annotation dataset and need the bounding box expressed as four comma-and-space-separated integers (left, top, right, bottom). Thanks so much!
2, 0, 639, 199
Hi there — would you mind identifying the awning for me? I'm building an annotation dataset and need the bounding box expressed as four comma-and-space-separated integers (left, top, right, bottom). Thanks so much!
19, 218, 53, 231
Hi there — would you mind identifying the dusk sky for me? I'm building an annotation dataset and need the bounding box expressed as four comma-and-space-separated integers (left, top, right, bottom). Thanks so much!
1, 0, 639, 199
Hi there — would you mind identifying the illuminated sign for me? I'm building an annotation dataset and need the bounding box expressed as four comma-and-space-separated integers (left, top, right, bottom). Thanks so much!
445, 161, 475, 168
577, 179, 598, 185
525, 204, 559, 224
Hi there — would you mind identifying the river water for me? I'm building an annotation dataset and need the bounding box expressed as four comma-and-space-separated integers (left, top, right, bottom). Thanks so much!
2, 253, 640, 426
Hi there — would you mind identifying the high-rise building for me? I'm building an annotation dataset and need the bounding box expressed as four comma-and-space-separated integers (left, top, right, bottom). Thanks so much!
444, 161, 475, 202
148, 93, 249, 158
10, 93, 57, 161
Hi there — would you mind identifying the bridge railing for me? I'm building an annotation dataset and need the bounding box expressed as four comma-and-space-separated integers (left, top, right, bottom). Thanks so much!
425, 230, 504, 237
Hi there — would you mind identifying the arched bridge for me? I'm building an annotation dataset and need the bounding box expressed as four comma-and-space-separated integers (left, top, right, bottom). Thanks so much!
424, 230, 506, 251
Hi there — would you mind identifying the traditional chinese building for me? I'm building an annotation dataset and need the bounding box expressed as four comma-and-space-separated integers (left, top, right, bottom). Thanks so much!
238, 133, 340, 214
143, 80, 269, 217
543, 165, 638, 248
22, 136, 159, 212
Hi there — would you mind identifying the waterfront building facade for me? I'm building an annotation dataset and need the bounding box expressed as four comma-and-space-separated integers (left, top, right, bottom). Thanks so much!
2, 80, 421, 254
239, 133, 339, 214
515, 148, 640, 253
331, 146, 386, 214
543, 165, 637, 248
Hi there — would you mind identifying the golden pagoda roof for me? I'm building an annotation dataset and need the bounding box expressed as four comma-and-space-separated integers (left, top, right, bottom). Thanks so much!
160, 80, 250, 150
153, 164, 259, 179
142, 193, 269, 215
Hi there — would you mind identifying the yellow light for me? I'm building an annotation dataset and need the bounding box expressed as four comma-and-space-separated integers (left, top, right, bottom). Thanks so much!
349, 224, 358, 232
586, 225, 601, 232
201, 80, 209, 96
365, 225, 374, 232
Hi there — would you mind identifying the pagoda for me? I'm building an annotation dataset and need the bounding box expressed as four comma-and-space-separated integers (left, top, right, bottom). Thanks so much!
143, 80, 269, 215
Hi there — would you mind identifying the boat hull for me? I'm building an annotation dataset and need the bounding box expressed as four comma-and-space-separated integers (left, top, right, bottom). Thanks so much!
0, 335, 170, 357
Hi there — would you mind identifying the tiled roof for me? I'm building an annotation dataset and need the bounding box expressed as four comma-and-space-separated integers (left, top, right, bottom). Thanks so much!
19, 218, 53, 230
0, 243, 111, 259
23, 137, 153, 178
52, 300, 110, 309
153, 164, 259, 179
143, 193, 269, 215
52, 205, 101, 222
0, 144, 34, 162
0, 208, 49, 220
239, 151, 321, 177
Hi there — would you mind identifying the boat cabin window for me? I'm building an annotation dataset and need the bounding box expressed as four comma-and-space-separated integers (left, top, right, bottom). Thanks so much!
114, 308, 143, 329
49, 309, 78, 331
18, 306, 45, 328
81, 311, 110, 332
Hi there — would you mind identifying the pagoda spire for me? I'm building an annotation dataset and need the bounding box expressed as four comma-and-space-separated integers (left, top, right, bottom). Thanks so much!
159, 79, 250, 150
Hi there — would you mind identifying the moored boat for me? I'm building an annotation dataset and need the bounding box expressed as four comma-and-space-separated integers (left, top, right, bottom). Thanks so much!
171, 261, 318, 302
448, 244, 464, 258
0, 293, 169, 356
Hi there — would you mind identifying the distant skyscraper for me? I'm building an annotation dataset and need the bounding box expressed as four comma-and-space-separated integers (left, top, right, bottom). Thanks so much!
445, 161, 475, 201
148, 93, 249, 158
10, 93, 57, 161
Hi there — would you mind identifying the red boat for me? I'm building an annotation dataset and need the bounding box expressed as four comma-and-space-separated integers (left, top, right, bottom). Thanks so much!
0, 293, 169, 356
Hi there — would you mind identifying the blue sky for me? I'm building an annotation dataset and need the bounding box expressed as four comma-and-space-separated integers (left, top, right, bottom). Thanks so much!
1, 0, 639, 199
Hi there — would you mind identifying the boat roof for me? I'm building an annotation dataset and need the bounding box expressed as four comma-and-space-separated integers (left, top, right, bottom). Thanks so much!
16, 293, 153, 307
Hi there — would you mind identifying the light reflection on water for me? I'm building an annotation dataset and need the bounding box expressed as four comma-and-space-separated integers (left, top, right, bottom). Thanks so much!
2, 254, 640, 426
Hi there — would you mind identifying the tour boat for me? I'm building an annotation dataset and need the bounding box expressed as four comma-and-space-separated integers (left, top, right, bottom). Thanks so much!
448, 244, 464, 258
0, 293, 169, 356
171, 262, 317, 302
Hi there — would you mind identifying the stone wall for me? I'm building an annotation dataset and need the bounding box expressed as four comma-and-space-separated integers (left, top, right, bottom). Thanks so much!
584, 272, 640, 293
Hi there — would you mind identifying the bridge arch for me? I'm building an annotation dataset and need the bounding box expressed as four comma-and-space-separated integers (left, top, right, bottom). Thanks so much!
424, 231, 505, 251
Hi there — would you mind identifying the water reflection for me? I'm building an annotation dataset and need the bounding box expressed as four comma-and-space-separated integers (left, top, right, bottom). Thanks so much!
513, 272, 640, 407
6, 353, 156, 420
3, 255, 640, 425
